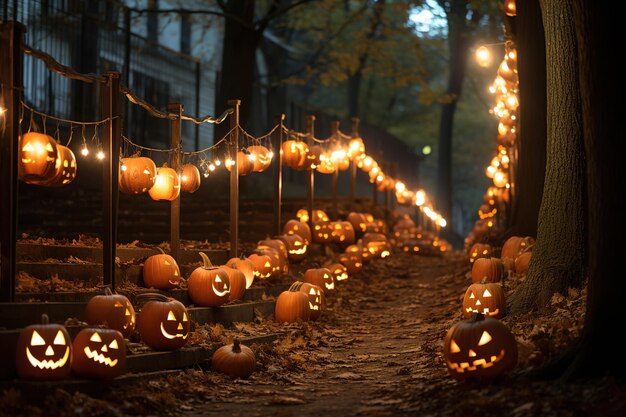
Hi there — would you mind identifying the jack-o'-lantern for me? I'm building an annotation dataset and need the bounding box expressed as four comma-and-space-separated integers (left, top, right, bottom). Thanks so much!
282, 140, 307, 169
283, 219, 312, 245
247, 253, 273, 280
338, 251, 363, 275
32, 145, 77, 187
15, 314, 71, 380
331, 221, 355, 244
469, 243, 493, 264
443, 314, 517, 381
274, 282, 310, 323
225, 257, 255, 289
305, 145, 322, 169
501, 236, 534, 263
304, 267, 335, 294
258, 239, 288, 260
226, 151, 255, 176
463, 282, 505, 319
347, 212, 369, 234
296, 208, 329, 223
247, 145, 272, 172
255, 247, 286, 277
119, 156, 157, 194
316, 155, 335, 174
212, 339, 256, 379
312, 221, 334, 244
504, 0, 516, 16
187, 252, 230, 307
293, 281, 324, 321
85, 288, 135, 338
363, 233, 391, 259
143, 247, 180, 290
220, 265, 247, 301
71, 328, 126, 379
180, 164, 201, 193
348, 137, 365, 159
277, 233, 308, 262
326, 263, 348, 282
471, 258, 505, 283
137, 294, 189, 350
149, 165, 180, 201
18, 132, 58, 183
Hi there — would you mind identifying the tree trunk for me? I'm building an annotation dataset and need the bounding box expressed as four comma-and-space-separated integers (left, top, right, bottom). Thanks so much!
509, 0, 586, 314
504, 0, 546, 238
436, 0, 472, 231
560, 0, 625, 379
347, 67, 363, 118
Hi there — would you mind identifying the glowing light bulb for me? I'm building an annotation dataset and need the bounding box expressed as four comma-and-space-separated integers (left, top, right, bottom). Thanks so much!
121, 165, 127, 171
215, 160, 221, 166
475, 46, 491, 67
439, 218, 447, 228
209, 164, 216, 171
395, 182, 406, 193
422, 145, 432, 155
81, 147, 89, 156
97, 150, 105, 160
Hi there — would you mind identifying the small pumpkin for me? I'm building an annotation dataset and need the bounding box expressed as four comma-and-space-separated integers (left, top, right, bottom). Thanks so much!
469, 243, 493, 264
443, 314, 517, 381
283, 220, 312, 245
247, 253, 273, 280
226, 151, 254, 176
137, 294, 189, 350
347, 212, 369, 234
326, 263, 349, 282
305, 145, 322, 168
71, 328, 126, 379
515, 251, 532, 274
277, 233, 308, 262
304, 267, 335, 293
282, 140, 307, 169
255, 247, 286, 278
463, 282, 506, 319
180, 164, 201, 193
275, 282, 311, 323
32, 144, 77, 187
85, 287, 135, 338
471, 258, 505, 283
142, 247, 181, 290
187, 252, 230, 307
212, 339, 256, 378
18, 132, 58, 183
501, 236, 535, 262
247, 145, 272, 172
312, 221, 334, 244
293, 281, 324, 321
331, 221, 356, 244
119, 156, 157, 194
220, 266, 247, 301
225, 257, 255, 289
15, 314, 71, 380
149, 165, 180, 201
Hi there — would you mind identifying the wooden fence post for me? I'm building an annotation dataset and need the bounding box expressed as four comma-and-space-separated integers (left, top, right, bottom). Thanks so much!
273, 114, 285, 236
330, 120, 340, 219
349, 117, 359, 211
228, 99, 240, 259
0, 21, 24, 302
101, 71, 122, 291
168, 103, 183, 262
306, 115, 315, 233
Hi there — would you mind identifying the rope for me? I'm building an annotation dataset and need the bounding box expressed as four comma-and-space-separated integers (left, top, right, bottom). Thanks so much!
20, 100, 116, 126
23, 45, 107, 84
239, 124, 280, 146
121, 126, 237, 156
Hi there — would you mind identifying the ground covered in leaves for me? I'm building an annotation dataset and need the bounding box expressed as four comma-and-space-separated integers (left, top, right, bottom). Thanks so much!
3, 253, 625, 417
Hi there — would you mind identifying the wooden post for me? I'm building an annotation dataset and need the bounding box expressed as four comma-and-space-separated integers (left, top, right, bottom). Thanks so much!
228, 99, 240, 259
168, 103, 183, 262
306, 115, 315, 233
349, 117, 359, 210
273, 114, 285, 236
101, 72, 122, 291
0, 22, 24, 302
330, 120, 339, 219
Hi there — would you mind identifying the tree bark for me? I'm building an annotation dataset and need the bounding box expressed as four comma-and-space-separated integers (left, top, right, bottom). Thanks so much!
509, 0, 586, 313
504, 0, 546, 238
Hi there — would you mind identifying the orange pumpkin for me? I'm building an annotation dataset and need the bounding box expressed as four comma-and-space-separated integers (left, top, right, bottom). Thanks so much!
143, 248, 180, 290
283, 220, 312, 244
294, 281, 324, 321
274, 282, 310, 323
137, 294, 189, 350
187, 253, 230, 307
277, 233, 308, 262
471, 258, 505, 283
304, 267, 335, 294
515, 251, 532, 274
463, 282, 506, 319
32, 145, 77, 187
225, 257, 255, 289
469, 243, 493, 264
247, 253, 273, 280
18, 132, 58, 183
180, 164, 201, 193
85, 288, 136, 338
119, 156, 157, 194
211, 339, 256, 378
149, 165, 180, 201
247, 145, 272, 172
220, 266, 247, 301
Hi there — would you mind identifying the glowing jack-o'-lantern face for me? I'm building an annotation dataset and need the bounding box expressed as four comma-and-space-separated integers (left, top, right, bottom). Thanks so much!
247, 145, 272, 172
313, 221, 334, 244
18, 132, 58, 183
138, 295, 190, 350
462, 282, 505, 319
143, 249, 181, 290
72, 328, 126, 379
338, 252, 363, 275
277, 233, 308, 262
119, 156, 157, 194
468, 243, 493, 264
149, 165, 180, 201
256, 247, 287, 277
85, 288, 136, 338
304, 267, 335, 294
247, 253, 273, 279
443, 314, 517, 381
32, 145, 77, 187
283, 220, 312, 245
15, 314, 71, 380
296, 282, 324, 321
187, 252, 231, 307
327, 263, 348, 282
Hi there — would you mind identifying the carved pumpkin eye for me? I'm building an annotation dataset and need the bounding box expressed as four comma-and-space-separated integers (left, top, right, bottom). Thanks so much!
183, 312, 188, 322
125, 308, 131, 316
469, 349, 477, 357
483, 289, 492, 297
309, 288, 316, 295
30, 331, 45, 346
215, 276, 222, 283
450, 339, 461, 353
482, 250, 488, 255
89, 332, 102, 343
109, 339, 119, 349
167, 310, 176, 321
478, 331, 492, 346
163, 260, 171, 266
114, 301, 123, 307
53, 330, 66, 345
264, 262, 271, 267
469, 292, 475, 299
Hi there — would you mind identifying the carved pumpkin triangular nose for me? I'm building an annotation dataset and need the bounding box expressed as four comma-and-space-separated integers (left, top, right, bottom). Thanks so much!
102, 344, 108, 352
45, 345, 54, 356
177, 323, 183, 330
469, 349, 477, 357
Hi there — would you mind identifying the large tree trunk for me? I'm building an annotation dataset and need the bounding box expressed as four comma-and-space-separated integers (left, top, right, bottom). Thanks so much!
561, 0, 625, 379
436, 0, 472, 230
505, 0, 546, 238
509, 0, 586, 313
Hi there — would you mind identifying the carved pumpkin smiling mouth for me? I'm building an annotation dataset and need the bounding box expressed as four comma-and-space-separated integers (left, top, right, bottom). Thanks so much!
465, 306, 500, 316
160, 322, 189, 340
447, 349, 505, 373
83, 346, 119, 367
26, 345, 70, 370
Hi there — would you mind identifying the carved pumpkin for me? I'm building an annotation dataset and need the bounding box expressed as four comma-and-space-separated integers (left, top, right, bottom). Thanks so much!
85, 288, 135, 338
463, 282, 506, 319
225, 257, 255, 289
283, 219, 312, 245
316, 155, 335, 174
304, 267, 335, 293
180, 164, 201, 193
305, 145, 322, 168
471, 258, 505, 283
282, 140, 307, 169
312, 221, 334, 244
226, 151, 254, 176
501, 236, 535, 262
71, 328, 126, 379
326, 262, 348, 282
32, 145, 77, 187
257, 239, 288, 260
15, 314, 71, 380
247, 253, 273, 280
293, 281, 324, 321
297, 209, 329, 223
469, 243, 493, 264
275, 282, 311, 323
137, 294, 189, 350
212, 339, 256, 378
348, 137, 365, 159
515, 251, 532, 274
247, 145, 272, 172
220, 266, 247, 301
443, 314, 517, 381
187, 253, 230, 307
331, 221, 356, 244
142, 247, 180, 290
277, 233, 308, 262
255, 247, 286, 278
338, 251, 363, 275
18, 132, 58, 183
149, 165, 180, 201
363, 233, 391, 258
347, 212, 369, 234
119, 156, 157, 194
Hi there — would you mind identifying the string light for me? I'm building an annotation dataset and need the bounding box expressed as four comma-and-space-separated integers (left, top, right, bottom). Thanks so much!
81, 146, 89, 156
475, 46, 491, 67
0, 106, 6, 115
96, 150, 105, 160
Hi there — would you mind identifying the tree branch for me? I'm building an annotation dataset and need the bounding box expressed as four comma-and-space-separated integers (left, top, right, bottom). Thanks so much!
256, 0, 316, 32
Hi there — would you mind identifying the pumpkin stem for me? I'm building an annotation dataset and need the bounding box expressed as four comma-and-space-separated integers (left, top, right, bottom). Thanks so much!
232, 339, 242, 353
104, 286, 113, 296
41, 314, 50, 324
199, 252, 213, 269
155, 247, 166, 255
290, 281, 303, 292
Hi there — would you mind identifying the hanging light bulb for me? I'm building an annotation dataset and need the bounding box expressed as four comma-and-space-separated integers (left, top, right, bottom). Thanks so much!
475, 46, 491, 67
96, 150, 105, 160
504, 0, 516, 17
415, 190, 426, 206
81, 146, 89, 156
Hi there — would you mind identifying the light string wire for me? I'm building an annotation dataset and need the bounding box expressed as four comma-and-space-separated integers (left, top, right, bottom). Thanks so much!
239, 123, 280, 147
